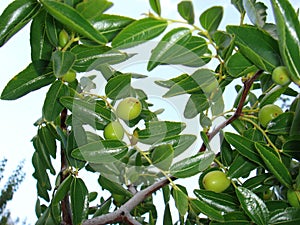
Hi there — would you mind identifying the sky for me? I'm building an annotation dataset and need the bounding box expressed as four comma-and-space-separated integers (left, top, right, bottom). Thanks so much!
0, 0, 299, 224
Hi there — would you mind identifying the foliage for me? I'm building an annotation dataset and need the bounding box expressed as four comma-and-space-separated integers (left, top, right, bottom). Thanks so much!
0, 159, 25, 225
0, 0, 300, 224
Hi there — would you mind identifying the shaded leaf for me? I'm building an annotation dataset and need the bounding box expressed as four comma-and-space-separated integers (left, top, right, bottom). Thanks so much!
173, 187, 188, 216
76, 0, 112, 20
98, 175, 132, 197
184, 94, 209, 119
200, 6, 223, 33
151, 144, 174, 171
190, 199, 224, 222
178, 0, 195, 24
52, 175, 73, 205
105, 74, 131, 100
266, 112, 294, 135
243, 0, 267, 28
149, 0, 161, 16
52, 51, 76, 78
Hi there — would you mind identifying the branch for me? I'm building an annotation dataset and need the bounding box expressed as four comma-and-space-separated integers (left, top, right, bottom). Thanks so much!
82, 177, 174, 225
199, 70, 263, 152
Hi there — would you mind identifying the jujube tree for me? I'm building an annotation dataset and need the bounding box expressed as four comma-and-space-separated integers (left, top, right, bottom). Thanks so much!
0, 0, 300, 224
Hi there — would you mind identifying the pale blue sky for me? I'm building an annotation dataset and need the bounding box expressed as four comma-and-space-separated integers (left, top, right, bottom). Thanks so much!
0, 0, 299, 224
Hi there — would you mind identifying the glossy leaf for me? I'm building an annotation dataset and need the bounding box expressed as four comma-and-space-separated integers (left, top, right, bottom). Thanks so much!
70, 178, 89, 225
224, 132, 264, 166
41, 0, 107, 45
243, 0, 267, 28
173, 187, 188, 216
184, 94, 209, 118
163, 203, 173, 225
269, 207, 300, 224
98, 176, 132, 197
260, 85, 287, 107
200, 6, 223, 33
242, 173, 271, 193
90, 14, 134, 41
178, 1, 195, 24
45, 13, 63, 47
0, 0, 41, 46
194, 189, 239, 213
147, 27, 191, 71
290, 98, 300, 136
227, 154, 257, 178
52, 51, 76, 78
271, 0, 300, 86
149, 0, 161, 16
190, 199, 224, 222
105, 74, 131, 100
155, 73, 189, 88
71, 140, 128, 163
30, 10, 53, 72
170, 150, 214, 178
52, 175, 73, 205
71, 45, 130, 72
226, 52, 258, 78
38, 125, 57, 158
151, 144, 174, 171
42, 80, 69, 121
227, 25, 281, 72
266, 112, 294, 135
1, 63, 55, 100
236, 187, 269, 225
60, 96, 115, 129
112, 17, 167, 49
163, 69, 217, 97
255, 143, 293, 188
76, 0, 113, 20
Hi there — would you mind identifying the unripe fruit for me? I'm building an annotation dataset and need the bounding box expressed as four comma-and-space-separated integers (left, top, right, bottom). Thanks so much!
104, 121, 124, 140
272, 66, 291, 86
116, 97, 142, 121
62, 70, 76, 83
58, 29, 69, 48
202, 170, 231, 193
287, 189, 300, 207
258, 104, 283, 127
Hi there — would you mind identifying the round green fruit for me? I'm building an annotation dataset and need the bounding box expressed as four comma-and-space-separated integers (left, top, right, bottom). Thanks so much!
62, 70, 76, 83
116, 97, 142, 121
258, 104, 283, 127
202, 170, 231, 193
272, 66, 291, 86
104, 121, 124, 140
287, 189, 300, 207
58, 29, 69, 48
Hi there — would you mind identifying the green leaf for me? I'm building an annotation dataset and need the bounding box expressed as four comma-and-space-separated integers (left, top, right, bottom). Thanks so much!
42, 80, 69, 121
147, 27, 191, 71
41, 0, 107, 45
45, 13, 63, 47
71, 140, 128, 163
194, 189, 239, 213
190, 199, 224, 222
155, 73, 189, 88
1, 63, 55, 100
90, 14, 134, 42
200, 6, 223, 33
224, 132, 264, 166
60, 96, 115, 129
178, 1, 195, 24
271, 0, 300, 86
269, 207, 300, 224
243, 0, 267, 28
52, 51, 76, 78
112, 17, 168, 49
255, 143, 293, 188
36, 206, 58, 225
227, 154, 257, 178
38, 125, 57, 158
70, 178, 89, 225
266, 112, 294, 135
98, 175, 132, 197
213, 30, 235, 60
236, 187, 269, 225
71, 45, 130, 72
135, 121, 186, 144
52, 175, 74, 205
0, 0, 41, 46
163, 203, 173, 225
226, 52, 258, 78
242, 173, 271, 192
173, 187, 188, 216
30, 10, 53, 73
260, 85, 287, 107
184, 94, 209, 119
163, 69, 217, 97
149, 0, 161, 16
170, 150, 214, 178
227, 25, 281, 72
105, 74, 131, 100
283, 140, 300, 161
151, 144, 174, 171
231, 0, 245, 13
76, 0, 113, 20
290, 98, 300, 136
